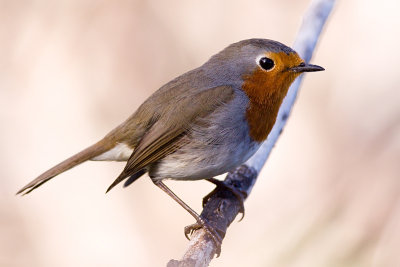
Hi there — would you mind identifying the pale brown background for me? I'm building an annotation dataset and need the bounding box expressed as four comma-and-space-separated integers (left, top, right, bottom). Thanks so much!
1, 0, 399, 266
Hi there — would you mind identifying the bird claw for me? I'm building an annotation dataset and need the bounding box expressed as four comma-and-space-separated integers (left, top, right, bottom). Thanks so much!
202, 191, 214, 208
184, 218, 223, 256
204, 178, 247, 221
184, 223, 200, 240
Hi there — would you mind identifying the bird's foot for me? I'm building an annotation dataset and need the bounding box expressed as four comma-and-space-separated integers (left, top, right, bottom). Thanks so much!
152, 180, 223, 255
184, 216, 224, 256
203, 178, 247, 221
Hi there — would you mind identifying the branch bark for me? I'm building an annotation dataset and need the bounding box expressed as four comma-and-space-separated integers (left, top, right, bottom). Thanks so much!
168, 0, 335, 266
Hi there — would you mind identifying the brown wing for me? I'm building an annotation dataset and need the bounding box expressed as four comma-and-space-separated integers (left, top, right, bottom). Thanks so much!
106, 85, 235, 192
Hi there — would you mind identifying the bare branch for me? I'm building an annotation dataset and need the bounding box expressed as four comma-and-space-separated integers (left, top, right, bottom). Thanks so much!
168, 166, 257, 267
168, 0, 336, 266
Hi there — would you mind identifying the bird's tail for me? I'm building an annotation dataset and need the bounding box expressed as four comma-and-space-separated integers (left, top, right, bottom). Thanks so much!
17, 139, 115, 195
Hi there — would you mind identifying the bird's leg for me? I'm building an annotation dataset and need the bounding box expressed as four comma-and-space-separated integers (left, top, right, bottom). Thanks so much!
203, 177, 247, 221
152, 180, 222, 250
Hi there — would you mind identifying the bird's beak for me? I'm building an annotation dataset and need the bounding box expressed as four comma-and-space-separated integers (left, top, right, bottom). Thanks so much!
290, 63, 325, 73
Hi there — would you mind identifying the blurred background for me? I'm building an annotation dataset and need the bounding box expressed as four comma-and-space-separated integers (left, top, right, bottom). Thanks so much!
1, 0, 399, 266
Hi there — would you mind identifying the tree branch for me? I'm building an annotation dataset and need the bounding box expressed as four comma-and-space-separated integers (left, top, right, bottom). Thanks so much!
168, 0, 336, 266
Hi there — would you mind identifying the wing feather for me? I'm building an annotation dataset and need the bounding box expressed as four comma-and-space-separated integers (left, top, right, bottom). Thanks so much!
106, 85, 235, 192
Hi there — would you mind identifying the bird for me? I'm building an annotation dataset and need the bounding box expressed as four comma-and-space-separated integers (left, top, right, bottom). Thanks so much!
17, 38, 324, 246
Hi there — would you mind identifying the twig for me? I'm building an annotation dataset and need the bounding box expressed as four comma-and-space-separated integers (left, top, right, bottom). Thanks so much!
168, 0, 336, 266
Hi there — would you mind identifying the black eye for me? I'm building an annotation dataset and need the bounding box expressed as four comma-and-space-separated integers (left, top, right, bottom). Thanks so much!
259, 57, 275, 71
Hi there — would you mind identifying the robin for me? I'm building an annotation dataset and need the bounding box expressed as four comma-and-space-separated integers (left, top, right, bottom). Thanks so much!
17, 38, 324, 246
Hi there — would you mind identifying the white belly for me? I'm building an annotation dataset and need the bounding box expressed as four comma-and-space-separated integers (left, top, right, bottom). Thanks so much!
150, 138, 260, 181
91, 143, 133, 161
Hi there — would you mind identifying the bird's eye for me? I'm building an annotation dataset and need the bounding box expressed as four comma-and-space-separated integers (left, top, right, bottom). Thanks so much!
258, 57, 275, 71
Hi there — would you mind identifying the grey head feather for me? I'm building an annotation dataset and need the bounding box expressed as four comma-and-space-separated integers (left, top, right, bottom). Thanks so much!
201, 38, 296, 85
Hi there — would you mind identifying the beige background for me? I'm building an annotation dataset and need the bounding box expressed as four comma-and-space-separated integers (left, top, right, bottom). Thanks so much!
1, 0, 399, 266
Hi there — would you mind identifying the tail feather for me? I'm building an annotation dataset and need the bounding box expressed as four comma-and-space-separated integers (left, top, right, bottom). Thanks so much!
17, 139, 114, 195
123, 169, 147, 188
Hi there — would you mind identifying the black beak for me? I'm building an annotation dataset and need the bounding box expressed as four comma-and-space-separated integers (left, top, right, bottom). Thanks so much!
290, 63, 325, 73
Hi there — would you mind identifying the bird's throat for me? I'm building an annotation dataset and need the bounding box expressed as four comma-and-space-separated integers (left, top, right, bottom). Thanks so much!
242, 69, 297, 142
245, 96, 285, 142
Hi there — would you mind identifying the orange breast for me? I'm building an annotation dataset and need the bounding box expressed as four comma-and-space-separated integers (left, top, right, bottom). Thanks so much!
242, 52, 301, 142
244, 95, 282, 142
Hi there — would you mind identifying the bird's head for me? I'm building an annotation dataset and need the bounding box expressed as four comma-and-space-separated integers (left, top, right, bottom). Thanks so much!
205, 38, 324, 142
205, 38, 324, 103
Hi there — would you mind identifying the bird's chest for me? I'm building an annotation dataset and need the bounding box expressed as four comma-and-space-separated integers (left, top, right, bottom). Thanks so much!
245, 99, 282, 142
241, 68, 293, 142
150, 94, 261, 180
